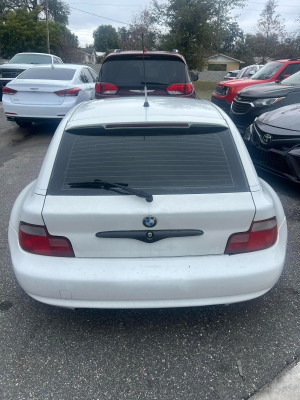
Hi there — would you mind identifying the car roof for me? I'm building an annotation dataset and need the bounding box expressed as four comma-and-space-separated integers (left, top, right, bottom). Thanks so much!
28, 64, 89, 70
66, 97, 227, 130
16, 52, 54, 56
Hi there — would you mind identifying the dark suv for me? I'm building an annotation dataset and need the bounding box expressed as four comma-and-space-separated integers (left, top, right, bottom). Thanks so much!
95, 50, 198, 99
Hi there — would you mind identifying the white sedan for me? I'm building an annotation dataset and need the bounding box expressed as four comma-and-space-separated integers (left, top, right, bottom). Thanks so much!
2, 64, 97, 128
8, 97, 287, 309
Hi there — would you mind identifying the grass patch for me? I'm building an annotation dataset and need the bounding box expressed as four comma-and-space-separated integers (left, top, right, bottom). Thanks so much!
194, 81, 218, 91
194, 81, 217, 101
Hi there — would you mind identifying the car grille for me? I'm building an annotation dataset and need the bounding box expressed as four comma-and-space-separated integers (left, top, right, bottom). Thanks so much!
252, 125, 261, 144
247, 146, 291, 175
232, 99, 252, 114
291, 155, 300, 169
2, 69, 25, 78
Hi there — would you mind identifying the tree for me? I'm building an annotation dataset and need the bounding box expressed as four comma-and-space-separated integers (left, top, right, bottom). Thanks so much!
0, 8, 77, 58
93, 25, 121, 52
118, 8, 157, 51
256, 0, 286, 63
151, 0, 246, 69
0, 0, 70, 24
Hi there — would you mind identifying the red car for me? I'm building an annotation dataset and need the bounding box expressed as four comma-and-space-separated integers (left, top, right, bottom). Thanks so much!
95, 50, 198, 99
211, 59, 300, 114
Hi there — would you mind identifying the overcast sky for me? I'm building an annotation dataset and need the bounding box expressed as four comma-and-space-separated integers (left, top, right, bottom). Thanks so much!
66, 0, 300, 47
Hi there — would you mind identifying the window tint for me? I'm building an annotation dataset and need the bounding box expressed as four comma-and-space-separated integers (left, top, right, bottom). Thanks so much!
282, 70, 300, 85
87, 68, 97, 82
17, 68, 75, 80
100, 55, 190, 87
9, 54, 52, 64
48, 128, 249, 196
80, 68, 93, 83
251, 62, 283, 80
280, 63, 300, 79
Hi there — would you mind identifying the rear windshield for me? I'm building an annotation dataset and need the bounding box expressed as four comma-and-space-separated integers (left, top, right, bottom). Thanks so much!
17, 68, 76, 80
9, 54, 52, 64
48, 127, 249, 196
251, 61, 283, 80
100, 55, 191, 87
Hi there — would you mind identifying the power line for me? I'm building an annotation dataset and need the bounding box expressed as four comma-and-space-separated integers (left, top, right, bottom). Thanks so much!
232, 7, 300, 14
69, 6, 129, 24
247, 1, 300, 7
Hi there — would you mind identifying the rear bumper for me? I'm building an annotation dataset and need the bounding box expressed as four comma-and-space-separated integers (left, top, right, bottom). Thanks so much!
210, 96, 231, 114
2, 98, 75, 119
9, 221, 287, 309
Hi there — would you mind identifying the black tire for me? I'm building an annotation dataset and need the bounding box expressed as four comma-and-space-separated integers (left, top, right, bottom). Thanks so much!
15, 120, 32, 128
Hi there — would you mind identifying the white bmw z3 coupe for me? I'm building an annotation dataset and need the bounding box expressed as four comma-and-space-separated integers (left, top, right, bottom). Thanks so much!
8, 97, 287, 309
2, 64, 98, 128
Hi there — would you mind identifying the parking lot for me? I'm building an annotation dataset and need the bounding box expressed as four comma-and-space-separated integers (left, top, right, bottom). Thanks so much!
1, 103, 300, 400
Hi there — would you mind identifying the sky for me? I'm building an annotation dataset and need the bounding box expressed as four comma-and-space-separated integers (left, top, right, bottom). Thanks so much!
65, 0, 300, 48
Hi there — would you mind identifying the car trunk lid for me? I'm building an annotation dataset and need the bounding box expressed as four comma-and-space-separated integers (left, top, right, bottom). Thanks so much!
42, 193, 255, 258
10, 80, 71, 105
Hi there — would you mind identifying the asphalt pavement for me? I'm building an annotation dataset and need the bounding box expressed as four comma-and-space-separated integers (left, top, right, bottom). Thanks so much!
1, 106, 300, 400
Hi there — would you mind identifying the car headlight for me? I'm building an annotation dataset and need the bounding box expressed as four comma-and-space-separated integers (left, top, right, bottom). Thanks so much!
222, 86, 230, 96
253, 97, 285, 107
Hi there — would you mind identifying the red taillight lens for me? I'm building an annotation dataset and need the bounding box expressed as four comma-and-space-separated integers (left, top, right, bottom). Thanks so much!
19, 222, 74, 257
54, 88, 81, 96
225, 217, 277, 255
2, 87, 17, 95
166, 83, 193, 95
95, 82, 118, 95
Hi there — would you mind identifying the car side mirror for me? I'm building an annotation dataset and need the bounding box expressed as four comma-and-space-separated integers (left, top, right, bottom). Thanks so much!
191, 74, 198, 82
283, 74, 291, 80
249, 70, 255, 76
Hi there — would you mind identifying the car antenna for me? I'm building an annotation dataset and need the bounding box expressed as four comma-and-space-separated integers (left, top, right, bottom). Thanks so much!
142, 33, 149, 108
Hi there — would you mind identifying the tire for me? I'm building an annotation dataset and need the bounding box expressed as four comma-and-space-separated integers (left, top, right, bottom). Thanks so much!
15, 121, 32, 128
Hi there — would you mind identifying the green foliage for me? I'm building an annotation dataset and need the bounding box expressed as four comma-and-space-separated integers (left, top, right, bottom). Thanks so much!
0, 0, 70, 24
118, 8, 157, 51
0, 8, 78, 59
151, 0, 246, 69
93, 25, 121, 52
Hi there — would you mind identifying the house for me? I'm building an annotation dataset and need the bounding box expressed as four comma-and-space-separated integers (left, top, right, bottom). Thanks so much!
205, 54, 245, 71
78, 48, 97, 64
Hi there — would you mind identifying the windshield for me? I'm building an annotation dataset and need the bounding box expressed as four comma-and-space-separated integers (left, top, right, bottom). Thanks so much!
100, 55, 190, 87
9, 54, 52, 64
17, 68, 75, 80
251, 62, 283, 80
281, 71, 300, 85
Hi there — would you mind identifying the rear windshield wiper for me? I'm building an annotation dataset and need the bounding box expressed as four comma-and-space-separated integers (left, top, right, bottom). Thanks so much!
67, 179, 153, 202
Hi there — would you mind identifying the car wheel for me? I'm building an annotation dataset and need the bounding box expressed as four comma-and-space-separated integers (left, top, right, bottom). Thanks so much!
16, 121, 32, 128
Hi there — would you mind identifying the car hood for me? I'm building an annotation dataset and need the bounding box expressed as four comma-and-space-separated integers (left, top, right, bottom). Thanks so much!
218, 78, 253, 87
258, 104, 300, 133
238, 82, 300, 98
0, 63, 37, 69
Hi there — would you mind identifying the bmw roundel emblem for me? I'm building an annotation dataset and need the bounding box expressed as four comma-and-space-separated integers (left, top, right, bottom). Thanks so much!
143, 216, 157, 228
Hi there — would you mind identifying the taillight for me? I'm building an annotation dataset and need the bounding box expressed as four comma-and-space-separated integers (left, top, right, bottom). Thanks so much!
54, 88, 81, 96
225, 217, 277, 255
19, 222, 74, 257
95, 82, 118, 95
2, 87, 17, 95
166, 83, 193, 95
